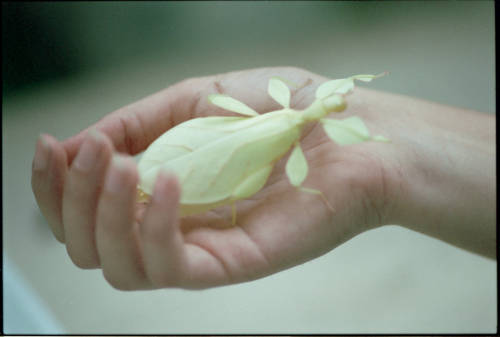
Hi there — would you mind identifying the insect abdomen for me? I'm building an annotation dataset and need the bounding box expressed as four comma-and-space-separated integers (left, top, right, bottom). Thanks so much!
178, 113, 303, 204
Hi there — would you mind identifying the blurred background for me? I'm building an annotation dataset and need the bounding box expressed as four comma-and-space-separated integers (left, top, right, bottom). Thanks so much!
2, 1, 496, 334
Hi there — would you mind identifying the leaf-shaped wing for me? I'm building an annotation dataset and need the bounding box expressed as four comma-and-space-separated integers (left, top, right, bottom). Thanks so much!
285, 144, 308, 187
138, 116, 248, 194
138, 112, 303, 204
268, 77, 291, 108
321, 116, 371, 145
208, 94, 259, 117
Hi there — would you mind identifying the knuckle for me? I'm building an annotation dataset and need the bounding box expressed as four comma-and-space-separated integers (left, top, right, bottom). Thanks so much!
67, 166, 105, 195
64, 170, 87, 193
274, 65, 310, 79
97, 208, 132, 236
141, 222, 167, 245
176, 77, 203, 97
116, 114, 140, 155
98, 220, 122, 237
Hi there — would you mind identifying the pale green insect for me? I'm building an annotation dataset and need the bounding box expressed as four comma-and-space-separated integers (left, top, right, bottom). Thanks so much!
137, 73, 389, 223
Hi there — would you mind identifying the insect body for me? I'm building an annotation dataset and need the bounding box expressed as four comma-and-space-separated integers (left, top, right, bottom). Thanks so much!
137, 74, 389, 220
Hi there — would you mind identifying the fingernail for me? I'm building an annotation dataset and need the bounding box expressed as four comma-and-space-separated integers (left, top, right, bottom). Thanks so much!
105, 155, 126, 193
33, 134, 50, 171
73, 129, 102, 171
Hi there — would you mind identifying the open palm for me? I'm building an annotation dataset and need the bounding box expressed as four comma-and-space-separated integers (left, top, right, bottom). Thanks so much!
32, 67, 393, 290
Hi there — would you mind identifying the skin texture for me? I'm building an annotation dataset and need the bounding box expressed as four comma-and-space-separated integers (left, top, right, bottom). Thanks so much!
31, 67, 496, 290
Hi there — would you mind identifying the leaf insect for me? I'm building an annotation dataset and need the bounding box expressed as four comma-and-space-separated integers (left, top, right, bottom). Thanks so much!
136, 73, 389, 224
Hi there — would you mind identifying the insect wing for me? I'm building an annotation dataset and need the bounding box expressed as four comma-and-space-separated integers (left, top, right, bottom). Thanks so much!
177, 112, 302, 204
138, 116, 248, 194
139, 112, 302, 204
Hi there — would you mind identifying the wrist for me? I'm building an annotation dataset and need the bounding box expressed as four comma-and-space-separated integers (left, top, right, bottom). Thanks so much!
346, 87, 495, 258
380, 95, 496, 257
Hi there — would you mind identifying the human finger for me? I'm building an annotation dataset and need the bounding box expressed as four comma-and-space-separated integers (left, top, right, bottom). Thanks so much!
31, 134, 68, 243
140, 171, 187, 288
95, 155, 151, 290
62, 129, 113, 269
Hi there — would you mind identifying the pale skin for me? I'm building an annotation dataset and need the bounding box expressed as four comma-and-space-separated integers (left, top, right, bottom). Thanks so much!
31, 67, 496, 290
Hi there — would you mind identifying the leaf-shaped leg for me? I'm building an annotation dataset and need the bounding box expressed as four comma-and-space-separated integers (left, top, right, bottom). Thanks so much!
315, 78, 355, 99
321, 116, 390, 145
315, 73, 387, 99
208, 94, 259, 117
321, 116, 371, 145
286, 143, 334, 213
285, 143, 308, 187
268, 77, 291, 108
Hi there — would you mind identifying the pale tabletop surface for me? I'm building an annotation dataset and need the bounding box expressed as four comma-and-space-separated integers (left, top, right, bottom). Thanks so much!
3, 2, 496, 334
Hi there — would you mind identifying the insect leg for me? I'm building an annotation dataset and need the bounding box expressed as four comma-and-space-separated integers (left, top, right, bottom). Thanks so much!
136, 186, 151, 203
285, 142, 308, 187
298, 187, 335, 213
286, 143, 335, 213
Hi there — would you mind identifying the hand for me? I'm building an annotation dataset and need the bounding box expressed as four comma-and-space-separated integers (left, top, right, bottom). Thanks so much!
32, 67, 394, 290
31, 66, 494, 291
